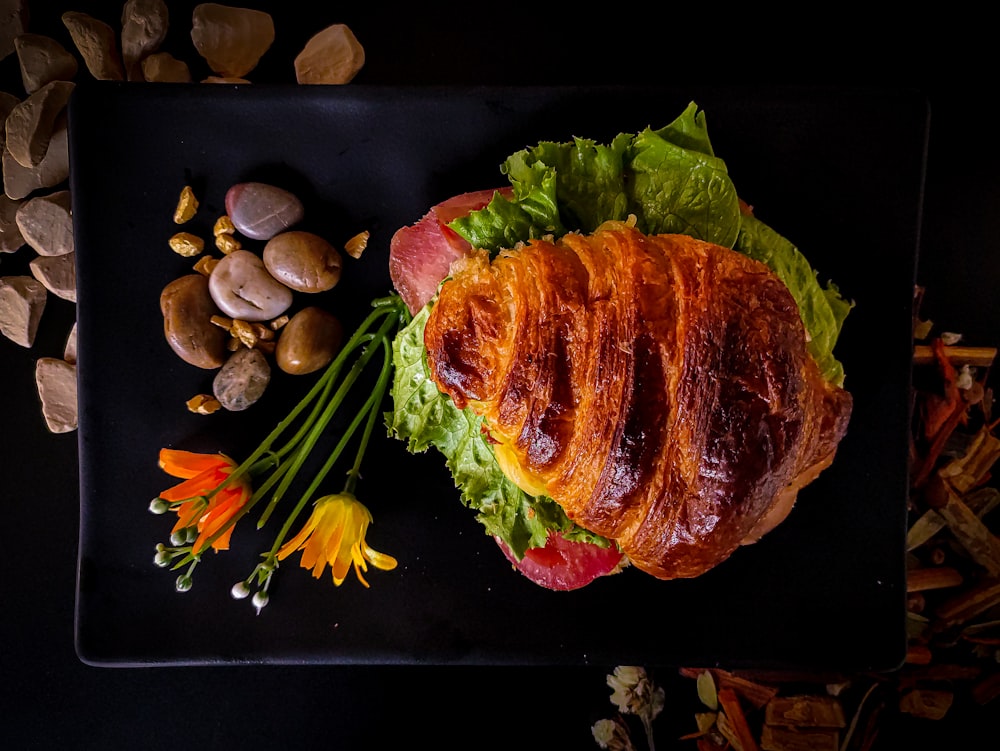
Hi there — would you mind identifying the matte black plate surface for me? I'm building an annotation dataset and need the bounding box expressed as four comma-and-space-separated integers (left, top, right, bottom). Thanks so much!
70, 83, 927, 668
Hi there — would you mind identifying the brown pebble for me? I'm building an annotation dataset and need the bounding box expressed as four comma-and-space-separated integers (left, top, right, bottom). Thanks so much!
263, 231, 342, 293
276, 306, 343, 375
159, 274, 227, 369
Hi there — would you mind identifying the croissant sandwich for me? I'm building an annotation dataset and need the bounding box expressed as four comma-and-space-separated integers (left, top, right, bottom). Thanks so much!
389, 102, 854, 589
422, 221, 852, 580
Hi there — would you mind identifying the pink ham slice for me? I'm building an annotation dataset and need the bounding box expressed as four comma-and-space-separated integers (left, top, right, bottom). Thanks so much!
391, 187, 627, 591
495, 532, 626, 591
389, 188, 511, 314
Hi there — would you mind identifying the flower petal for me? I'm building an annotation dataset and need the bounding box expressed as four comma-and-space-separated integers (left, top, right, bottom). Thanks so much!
159, 449, 227, 479
159, 466, 227, 502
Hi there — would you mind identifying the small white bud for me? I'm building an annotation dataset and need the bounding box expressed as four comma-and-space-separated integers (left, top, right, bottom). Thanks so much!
176, 575, 193, 592
231, 581, 251, 600
154, 550, 171, 567
252, 591, 268, 614
149, 498, 169, 514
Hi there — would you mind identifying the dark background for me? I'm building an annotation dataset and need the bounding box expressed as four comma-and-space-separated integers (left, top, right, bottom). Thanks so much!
2, 1, 995, 748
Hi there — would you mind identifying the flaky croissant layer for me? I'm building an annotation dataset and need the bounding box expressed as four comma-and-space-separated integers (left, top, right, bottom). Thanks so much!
424, 221, 852, 579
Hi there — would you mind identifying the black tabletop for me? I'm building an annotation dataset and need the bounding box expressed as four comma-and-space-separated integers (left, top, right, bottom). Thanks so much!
2, 2, 995, 748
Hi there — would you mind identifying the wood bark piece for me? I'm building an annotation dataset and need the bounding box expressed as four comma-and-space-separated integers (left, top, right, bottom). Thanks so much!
0, 275, 47, 347
927, 475, 1000, 577
34, 356, 77, 433
913, 344, 997, 367
764, 695, 846, 728
934, 577, 1000, 630
760, 724, 840, 751
3, 80, 75, 168
14, 33, 80, 94
62, 11, 126, 81
906, 566, 964, 592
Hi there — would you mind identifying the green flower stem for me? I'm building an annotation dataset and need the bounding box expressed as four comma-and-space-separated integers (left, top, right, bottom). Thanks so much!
262, 314, 399, 553
172, 295, 406, 564
344, 336, 393, 496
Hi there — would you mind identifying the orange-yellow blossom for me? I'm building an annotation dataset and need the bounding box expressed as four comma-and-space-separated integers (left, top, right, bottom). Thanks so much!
277, 493, 397, 586
158, 448, 251, 553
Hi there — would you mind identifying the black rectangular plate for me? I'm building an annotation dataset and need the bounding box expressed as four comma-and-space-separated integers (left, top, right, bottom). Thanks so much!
70, 82, 927, 668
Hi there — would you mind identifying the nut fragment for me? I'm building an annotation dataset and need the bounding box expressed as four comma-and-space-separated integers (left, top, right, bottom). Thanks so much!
169, 231, 204, 257
193, 255, 219, 276
186, 393, 222, 415
215, 232, 240, 254
213, 214, 236, 236
344, 230, 369, 259
173, 185, 198, 223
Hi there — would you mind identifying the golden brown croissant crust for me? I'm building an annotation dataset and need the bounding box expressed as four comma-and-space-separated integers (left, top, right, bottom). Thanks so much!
424, 221, 852, 579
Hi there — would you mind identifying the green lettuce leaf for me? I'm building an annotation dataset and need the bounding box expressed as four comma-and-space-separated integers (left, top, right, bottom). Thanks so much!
448, 100, 741, 251
387, 304, 608, 559
734, 214, 853, 386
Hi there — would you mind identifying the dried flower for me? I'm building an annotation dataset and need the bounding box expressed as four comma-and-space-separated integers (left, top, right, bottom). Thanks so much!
605, 666, 664, 751
277, 492, 397, 586
592, 717, 636, 751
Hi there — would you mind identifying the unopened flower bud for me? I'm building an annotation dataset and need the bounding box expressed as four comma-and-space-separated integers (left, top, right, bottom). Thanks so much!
252, 591, 268, 614
149, 498, 169, 514
231, 581, 251, 600
176, 575, 193, 592
154, 550, 171, 567
170, 530, 186, 546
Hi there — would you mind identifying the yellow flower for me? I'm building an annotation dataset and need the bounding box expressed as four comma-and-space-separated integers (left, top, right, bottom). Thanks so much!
158, 448, 251, 553
277, 493, 397, 586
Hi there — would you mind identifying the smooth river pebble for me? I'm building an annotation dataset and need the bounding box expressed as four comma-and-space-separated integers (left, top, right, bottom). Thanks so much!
159, 274, 227, 369
213, 346, 271, 411
208, 249, 293, 322
263, 230, 342, 293
276, 306, 343, 375
225, 182, 304, 241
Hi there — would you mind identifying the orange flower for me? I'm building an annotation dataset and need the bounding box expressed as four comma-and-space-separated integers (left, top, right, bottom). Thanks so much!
158, 449, 252, 553
277, 493, 397, 586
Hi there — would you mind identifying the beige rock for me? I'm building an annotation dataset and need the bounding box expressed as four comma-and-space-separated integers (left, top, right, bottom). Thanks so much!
0, 275, 47, 347
62, 11, 126, 81
1, 194, 24, 253
0, 0, 29, 61
30, 251, 76, 302
0, 90, 18, 152
3, 113, 69, 200
191, 3, 274, 78
64, 320, 77, 364
201, 76, 250, 84
16, 189, 73, 256
4, 80, 75, 169
35, 356, 78, 433
121, 0, 169, 81
294, 24, 365, 85
14, 33, 80, 94
141, 51, 191, 83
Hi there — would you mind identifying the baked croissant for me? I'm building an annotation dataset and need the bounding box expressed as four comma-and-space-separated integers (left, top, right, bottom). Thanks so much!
423, 220, 853, 580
